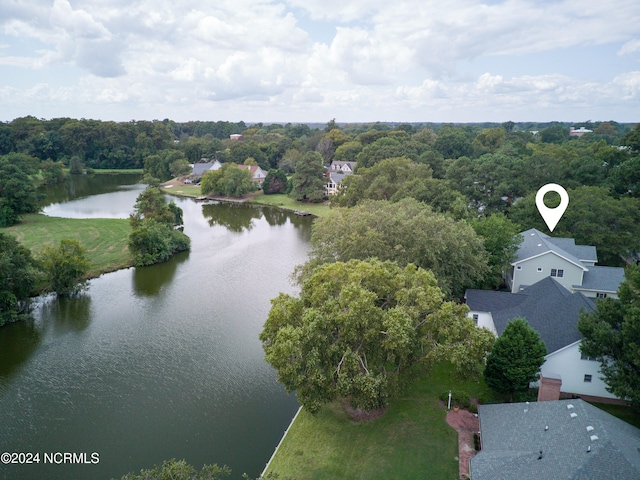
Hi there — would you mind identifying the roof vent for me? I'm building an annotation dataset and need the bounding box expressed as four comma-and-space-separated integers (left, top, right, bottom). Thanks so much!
545, 425, 549, 431
590, 435, 599, 441
567, 404, 574, 409
571, 413, 578, 418
586, 426, 594, 432
587, 445, 591, 453
537, 243, 542, 247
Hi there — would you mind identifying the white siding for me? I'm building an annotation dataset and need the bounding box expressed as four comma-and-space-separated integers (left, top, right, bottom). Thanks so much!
572, 288, 619, 300
467, 311, 497, 336
542, 341, 615, 399
512, 252, 584, 293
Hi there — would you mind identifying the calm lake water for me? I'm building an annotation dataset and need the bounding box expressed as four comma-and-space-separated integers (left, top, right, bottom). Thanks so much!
0, 175, 311, 479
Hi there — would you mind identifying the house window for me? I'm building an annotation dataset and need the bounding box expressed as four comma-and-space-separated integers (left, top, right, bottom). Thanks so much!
472, 314, 479, 325
581, 354, 596, 361
550, 269, 565, 278
596, 293, 607, 299
584, 374, 592, 383
537, 267, 543, 272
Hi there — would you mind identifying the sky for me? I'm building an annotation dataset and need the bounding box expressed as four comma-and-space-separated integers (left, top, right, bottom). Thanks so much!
1, 0, 640, 124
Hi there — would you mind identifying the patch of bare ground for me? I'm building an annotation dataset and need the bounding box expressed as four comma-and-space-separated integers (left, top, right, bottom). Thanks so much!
341, 399, 387, 423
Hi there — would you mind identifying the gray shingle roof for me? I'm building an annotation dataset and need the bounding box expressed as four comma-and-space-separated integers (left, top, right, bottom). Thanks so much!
471, 399, 640, 480
576, 266, 626, 294
191, 162, 214, 176
465, 277, 595, 354
514, 229, 595, 268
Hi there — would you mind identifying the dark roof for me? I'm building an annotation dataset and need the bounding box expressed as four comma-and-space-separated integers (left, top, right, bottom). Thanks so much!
515, 229, 596, 267
328, 172, 347, 184
191, 162, 214, 176
576, 266, 625, 294
471, 399, 640, 480
465, 277, 595, 353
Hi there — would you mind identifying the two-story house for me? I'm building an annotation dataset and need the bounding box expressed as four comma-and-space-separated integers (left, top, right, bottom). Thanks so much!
507, 228, 624, 299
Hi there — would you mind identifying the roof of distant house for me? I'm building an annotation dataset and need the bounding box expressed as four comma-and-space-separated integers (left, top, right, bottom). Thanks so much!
514, 229, 597, 268
328, 172, 347, 184
466, 277, 595, 354
191, 162, 215, 176
471, 399, 640, 480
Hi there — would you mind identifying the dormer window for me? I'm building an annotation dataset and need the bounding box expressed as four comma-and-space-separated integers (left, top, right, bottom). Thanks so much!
550, 269, 564, 278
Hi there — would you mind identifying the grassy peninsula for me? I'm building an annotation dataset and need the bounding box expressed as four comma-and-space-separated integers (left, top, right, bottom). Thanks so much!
4, 214, 132, 277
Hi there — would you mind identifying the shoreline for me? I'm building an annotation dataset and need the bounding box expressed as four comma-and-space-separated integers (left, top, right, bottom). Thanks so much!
160, 182, 329, 217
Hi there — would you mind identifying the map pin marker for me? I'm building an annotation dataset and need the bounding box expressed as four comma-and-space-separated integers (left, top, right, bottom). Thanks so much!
536, 183, 569, 232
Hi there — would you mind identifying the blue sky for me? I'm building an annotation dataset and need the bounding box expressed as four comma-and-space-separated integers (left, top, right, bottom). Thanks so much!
1, 0, 639, 123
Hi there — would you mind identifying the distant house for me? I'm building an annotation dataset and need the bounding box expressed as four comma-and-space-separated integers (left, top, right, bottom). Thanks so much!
229, 134, 244, 141
329, 161, 356, 174
465, 276, 616, 399
237, 164, 267, 187
508, 229, 624, 300
325, 172, 347, 195
570, 126, 594, 137
325, 161, 356, 195
470, 399, 640, 480
185, 160, 223, 183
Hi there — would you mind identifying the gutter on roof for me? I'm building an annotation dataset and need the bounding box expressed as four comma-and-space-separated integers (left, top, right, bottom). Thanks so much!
572, 286, 617, 294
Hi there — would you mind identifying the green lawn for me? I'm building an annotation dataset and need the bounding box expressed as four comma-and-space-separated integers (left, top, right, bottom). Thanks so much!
161, 184, 202, 197
266, 363, 492, 480
3, 214, 132, 277
251, 193, 332, 217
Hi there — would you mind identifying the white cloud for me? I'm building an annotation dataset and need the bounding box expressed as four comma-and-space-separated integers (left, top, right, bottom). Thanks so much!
1, 0, 640, 121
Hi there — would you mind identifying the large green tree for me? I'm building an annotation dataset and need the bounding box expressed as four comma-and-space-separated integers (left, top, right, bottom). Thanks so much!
40, 239, 91, 296
301, 198, 489, 298
334, 157, 468, 218
128, 187, 190, 267
471, 213, 523, 289
289, 151, 326, 202
578, 265, 640, 409
201, 164, 254, 197
260, 259, 494, 413
0, 233, 39, 326
483, 318, 547, 401
0, 153, 42, 226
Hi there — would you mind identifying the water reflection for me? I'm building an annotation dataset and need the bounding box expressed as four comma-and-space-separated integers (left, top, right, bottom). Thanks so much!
39, 173, 142, 207
202, 203, 262, 233
0, 318, 43, 381
43, 294, 92, 332
132, 250, 190, 296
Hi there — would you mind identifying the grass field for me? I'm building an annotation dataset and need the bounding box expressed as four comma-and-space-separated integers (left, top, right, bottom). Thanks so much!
265, 363, 492, 480
4, 214, 132, 277
161, 184, 202, 197
251, 193, 332, 217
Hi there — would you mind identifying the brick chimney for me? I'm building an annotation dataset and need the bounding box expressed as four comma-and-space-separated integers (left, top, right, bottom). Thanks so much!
538, 372, 562, 402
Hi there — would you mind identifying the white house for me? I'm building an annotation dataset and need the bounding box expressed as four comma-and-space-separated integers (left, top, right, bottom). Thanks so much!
465, 277, 616, 399
508, 229, 624, 300
325, 172, 346, 195
328, 161, 356, 174
237, 164, 267, 187
325, 161, 357, 195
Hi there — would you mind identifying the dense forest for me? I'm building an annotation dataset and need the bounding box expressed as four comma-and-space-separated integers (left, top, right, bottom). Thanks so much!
2, 116, 640, 270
